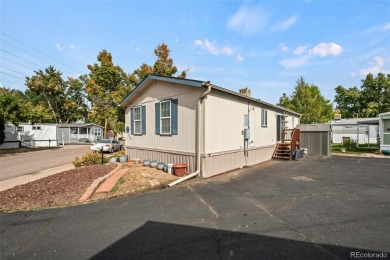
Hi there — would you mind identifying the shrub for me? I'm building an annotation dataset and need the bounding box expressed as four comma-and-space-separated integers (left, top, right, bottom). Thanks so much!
73, 152, 109, 167
342, 138, 358, 151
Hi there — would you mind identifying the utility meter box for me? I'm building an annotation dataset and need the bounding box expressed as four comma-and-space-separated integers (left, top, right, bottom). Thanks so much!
244, 128, 250, 140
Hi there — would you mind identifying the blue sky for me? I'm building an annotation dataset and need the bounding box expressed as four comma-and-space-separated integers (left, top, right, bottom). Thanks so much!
1, 0, 389, 105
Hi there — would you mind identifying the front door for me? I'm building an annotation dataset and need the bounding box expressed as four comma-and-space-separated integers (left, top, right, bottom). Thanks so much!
277, 115, 282, 142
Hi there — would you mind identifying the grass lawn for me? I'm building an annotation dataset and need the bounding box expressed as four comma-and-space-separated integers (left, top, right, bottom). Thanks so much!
331, 143, 379, 154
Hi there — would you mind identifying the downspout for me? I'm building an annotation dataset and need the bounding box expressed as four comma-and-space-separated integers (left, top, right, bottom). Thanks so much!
168, 83, 211, 187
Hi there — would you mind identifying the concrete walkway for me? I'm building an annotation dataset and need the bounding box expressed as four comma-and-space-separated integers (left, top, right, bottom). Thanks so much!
0, 164, 74, 192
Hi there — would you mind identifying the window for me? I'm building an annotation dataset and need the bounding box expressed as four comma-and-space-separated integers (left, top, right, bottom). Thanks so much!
133, 106, 142, 134
16, 126, 24, 132
160, 100, 171, 134
292, 117, 295, 128
32, 126, 42, 130
94, 128, 101, 136
131, 105, 146, 135
155, 99, 178, 135
261, 109, 268, 127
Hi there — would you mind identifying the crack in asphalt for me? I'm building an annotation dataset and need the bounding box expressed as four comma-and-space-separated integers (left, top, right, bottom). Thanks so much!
186, 185, 219, 228
245, 197, 343, 260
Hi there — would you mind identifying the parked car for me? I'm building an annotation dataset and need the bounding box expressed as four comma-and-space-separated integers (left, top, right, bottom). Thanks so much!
90, 139, 122, 153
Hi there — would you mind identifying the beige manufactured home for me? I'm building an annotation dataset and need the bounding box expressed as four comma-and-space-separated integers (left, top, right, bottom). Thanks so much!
120, 75, 300, 178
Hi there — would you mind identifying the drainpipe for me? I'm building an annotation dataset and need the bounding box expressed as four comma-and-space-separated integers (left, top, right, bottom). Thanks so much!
168, 82, 211, 187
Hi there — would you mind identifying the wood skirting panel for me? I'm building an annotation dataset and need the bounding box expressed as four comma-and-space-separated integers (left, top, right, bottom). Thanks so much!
126, 147, 196, 173
201, 145, 276, 178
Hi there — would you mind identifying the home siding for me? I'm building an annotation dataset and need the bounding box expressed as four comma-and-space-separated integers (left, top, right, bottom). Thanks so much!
201, 91, 286, 178
19, 124, 58, 147
125, 80, 204, 169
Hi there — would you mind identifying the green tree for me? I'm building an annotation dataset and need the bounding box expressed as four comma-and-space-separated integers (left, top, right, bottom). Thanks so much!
25, 66, 66, 123
334, 86, 361, 118
0, 87, 28, 124
278, 77, 333, 124
84, 50, 131, 136
129, 43, 188, 86
334, 73, 390, 118
25, 66, 88, 123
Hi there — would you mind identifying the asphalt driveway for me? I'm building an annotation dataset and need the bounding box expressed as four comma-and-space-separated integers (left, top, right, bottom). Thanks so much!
1, 155, 389, 259
0, 145, 91, 181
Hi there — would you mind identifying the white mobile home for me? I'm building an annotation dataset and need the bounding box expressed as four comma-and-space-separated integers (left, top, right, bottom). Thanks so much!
330, 118, 378, 144
0, 124, 21, 149
379, 112, 390, 151
120, 75, 300, 178
17, 123, 58, 147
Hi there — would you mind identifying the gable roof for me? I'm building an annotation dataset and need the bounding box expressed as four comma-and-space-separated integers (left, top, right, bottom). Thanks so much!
120, 74, 301, 117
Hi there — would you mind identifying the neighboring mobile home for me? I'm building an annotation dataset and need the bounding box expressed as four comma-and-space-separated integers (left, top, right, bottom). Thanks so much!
379, 112, 390, 151
329, 118, 378, 144
120, 75, 300, 178
57, 123, 104, 144
17, 123, 58, 147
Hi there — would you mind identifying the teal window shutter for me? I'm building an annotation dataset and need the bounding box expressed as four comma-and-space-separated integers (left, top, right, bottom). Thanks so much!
171, 99, 178, 135
155, 102, 160, 135
130, 107, 134, 134
142, 105, 146, 135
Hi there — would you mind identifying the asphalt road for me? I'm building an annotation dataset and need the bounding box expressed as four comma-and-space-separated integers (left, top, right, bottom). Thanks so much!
1, 155, 389, 259
0, 145, 91, 181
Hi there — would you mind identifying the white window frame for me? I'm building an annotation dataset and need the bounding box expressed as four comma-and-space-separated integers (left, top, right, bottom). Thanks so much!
160, 100, 171, 135
261, 109, 268, 127
292, 117, 295, 128
16, 126, 24, 132
32, 126, 42, 130
133, 106, 142, 135
94, 128, 101, 136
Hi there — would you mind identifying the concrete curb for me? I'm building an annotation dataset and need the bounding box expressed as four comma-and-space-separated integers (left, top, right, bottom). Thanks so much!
79, 162, 122, 202
0, 164, 75, 192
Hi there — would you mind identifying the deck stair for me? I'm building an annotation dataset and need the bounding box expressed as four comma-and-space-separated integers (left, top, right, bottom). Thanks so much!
273, 142, 292, 160
272, 128, 300, 160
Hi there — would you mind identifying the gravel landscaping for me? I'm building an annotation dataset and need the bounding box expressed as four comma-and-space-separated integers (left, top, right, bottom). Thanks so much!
0, 163, 117, 211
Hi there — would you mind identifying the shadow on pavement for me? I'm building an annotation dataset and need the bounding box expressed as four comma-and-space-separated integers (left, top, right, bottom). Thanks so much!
91, 221, 388, 259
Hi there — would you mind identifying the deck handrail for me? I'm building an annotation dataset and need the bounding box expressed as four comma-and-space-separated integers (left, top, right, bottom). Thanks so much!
281, 128, 300, 155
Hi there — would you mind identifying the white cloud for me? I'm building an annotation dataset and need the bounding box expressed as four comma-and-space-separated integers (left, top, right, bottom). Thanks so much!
279, 55, 311, 69
227, 6, 269, 35
235, 55, 244, 63
56, 43, 61, 52
194, 40, 219, 55
358, 56, 389, 76
293, 45, 308, 55
272, 15, 298, 31
366, 22, 390, 33
194, 40, 243, 62
279, 43, 289, 52
69, 44, 76, 49
309, 42, 343, 57
175, 38, 179, 42
221, 47, 233, 56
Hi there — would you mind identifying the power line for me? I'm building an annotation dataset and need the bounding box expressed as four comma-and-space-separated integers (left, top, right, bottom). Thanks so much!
0, 56, 35, 72
0, 71, 25, 80
1, 38, 77, 75
0, 48, 45, 69
0, 31, 83, 74
0, 65, 27, 76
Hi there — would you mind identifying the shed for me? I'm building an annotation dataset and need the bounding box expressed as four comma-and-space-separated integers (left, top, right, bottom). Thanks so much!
297, 124, 331, 156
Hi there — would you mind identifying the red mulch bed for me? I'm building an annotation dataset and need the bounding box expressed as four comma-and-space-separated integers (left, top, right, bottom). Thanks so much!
0, 163, 117, 211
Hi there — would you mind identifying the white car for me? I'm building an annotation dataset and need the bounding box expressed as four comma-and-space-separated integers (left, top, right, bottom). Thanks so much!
91, 139, 122, 153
